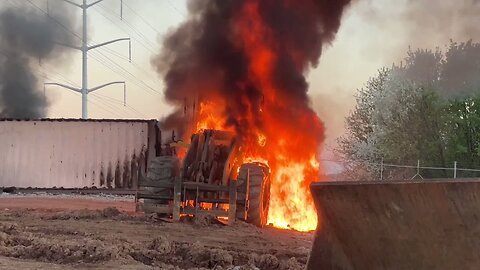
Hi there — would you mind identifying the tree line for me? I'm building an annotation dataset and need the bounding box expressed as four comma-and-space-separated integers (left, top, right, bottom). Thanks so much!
338, 40, 480, 180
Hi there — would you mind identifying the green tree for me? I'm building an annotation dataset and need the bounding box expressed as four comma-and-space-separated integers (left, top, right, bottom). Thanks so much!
440, 41, 480, 97
444, 98, 480, 175
338, 69, 446, 179
338, 41, 480, 180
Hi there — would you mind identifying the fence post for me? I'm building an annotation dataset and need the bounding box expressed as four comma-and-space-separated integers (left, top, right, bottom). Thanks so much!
228, 179, 237, 225
417, 160, 420, 178
411, 160, 423, 180
380, 158, 384, 181
454, 161, 457, 179
172, 177, 182, 222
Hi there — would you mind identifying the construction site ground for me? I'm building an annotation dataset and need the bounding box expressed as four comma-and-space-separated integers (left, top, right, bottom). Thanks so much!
0, 194, 312, 270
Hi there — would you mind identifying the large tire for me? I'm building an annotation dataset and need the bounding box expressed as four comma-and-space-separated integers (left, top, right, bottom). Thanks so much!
237, 163, 271, 227
144, 156, 180, 206
147, 156, 180, 180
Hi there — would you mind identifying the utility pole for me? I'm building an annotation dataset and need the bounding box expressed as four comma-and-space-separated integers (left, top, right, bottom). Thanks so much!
45, 0, 131, 119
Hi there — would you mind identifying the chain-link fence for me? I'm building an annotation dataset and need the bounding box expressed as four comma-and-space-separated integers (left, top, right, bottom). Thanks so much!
321, 159, 480, 181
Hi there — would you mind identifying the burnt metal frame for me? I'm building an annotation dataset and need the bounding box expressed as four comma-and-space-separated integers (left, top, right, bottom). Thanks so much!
136, 175, 247, 225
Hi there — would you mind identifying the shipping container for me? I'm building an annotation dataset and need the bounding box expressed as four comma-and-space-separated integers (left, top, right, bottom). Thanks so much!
0, 119, 160, 189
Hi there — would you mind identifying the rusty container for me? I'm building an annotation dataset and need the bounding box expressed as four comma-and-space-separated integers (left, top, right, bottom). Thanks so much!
307, 179, 480, 270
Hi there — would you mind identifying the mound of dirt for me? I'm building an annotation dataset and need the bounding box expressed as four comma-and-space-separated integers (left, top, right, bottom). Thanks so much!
127, 237, 303, 270
180, 213, 223, 227
46, 210, 100, 220
282, 257, 303, 270
0, 208, 311, 269
253, 254, 280, 269
184, 242, 233, 268
45, 207, 125, 221
148, 236, 173, 254
101, 207, 122, 218
0, 224, 113, 264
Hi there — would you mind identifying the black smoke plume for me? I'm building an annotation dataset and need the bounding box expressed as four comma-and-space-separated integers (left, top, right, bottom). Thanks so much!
0, 3, 77, 119
153, 0, 352, 138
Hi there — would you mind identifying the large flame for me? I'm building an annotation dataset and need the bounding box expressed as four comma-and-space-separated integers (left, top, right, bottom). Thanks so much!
185, 1, 323, 232
192, 76, 322, 231
196, 101, 229, 132
157, 0, 351, 231
195, 102, 321, 231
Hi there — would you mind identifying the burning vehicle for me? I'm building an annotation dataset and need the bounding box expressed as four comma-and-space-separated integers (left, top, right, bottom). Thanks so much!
146, 0, 352, 231
137, 129, 272, 227
137, 97, 322, 230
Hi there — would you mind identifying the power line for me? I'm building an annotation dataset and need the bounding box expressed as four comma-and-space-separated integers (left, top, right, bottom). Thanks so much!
99, 46, 130, 62
97, 45, 163, 87
91, 92, 147, 118
43, 0, 131, 119
40, 67, 145, 119
89, 94, 129, 118
85, 4, 165, 96
89, 50, 163, 95
103, 2, 158, 50
122, 1, 161, 36
94, 3, 157, 55
36, 74, 121, 118
25, 0, 162, 118
25, 0, 82, 40
165, 0, 187, 18
37, 54, 144, 118
38, 63, 79, 87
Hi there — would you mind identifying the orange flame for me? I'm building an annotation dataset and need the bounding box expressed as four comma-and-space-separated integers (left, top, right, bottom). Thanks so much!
193, 101, 321, 232
236, 1, 322, 231
188, 1, 323, 232
196, 101, 229, 132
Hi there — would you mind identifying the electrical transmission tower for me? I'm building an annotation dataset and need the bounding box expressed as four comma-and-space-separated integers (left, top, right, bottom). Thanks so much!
45, 0, 131, 119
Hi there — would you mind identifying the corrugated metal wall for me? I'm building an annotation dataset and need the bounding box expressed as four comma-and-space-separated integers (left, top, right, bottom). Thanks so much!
0, 120, 152, 188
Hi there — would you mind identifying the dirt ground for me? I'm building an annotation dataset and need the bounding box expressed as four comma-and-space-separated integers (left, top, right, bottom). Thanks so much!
0, 195, 313, 269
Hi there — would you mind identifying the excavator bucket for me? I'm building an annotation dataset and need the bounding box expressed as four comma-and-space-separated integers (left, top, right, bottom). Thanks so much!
307, 179, 480, 270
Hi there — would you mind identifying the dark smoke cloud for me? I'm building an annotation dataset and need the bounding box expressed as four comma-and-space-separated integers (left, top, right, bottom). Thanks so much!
0, 3, 77, 119
153, 0, 351, 138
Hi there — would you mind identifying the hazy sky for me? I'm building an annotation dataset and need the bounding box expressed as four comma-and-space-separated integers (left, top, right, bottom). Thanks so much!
2, 0, 479, 147
312, 0, 480, 147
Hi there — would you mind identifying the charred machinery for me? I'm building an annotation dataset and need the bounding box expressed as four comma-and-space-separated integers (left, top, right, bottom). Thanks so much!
136, 129, 271, 227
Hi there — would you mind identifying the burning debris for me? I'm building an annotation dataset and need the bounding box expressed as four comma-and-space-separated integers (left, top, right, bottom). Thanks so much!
154, 0, 352, 231
0, 4, 76, 119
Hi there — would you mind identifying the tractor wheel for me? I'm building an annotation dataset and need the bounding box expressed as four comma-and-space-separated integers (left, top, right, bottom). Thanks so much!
238, 163, 271, 227
145, 156, 180, 205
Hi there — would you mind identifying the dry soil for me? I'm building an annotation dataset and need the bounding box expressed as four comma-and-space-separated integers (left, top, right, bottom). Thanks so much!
0, 195, 313, 269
